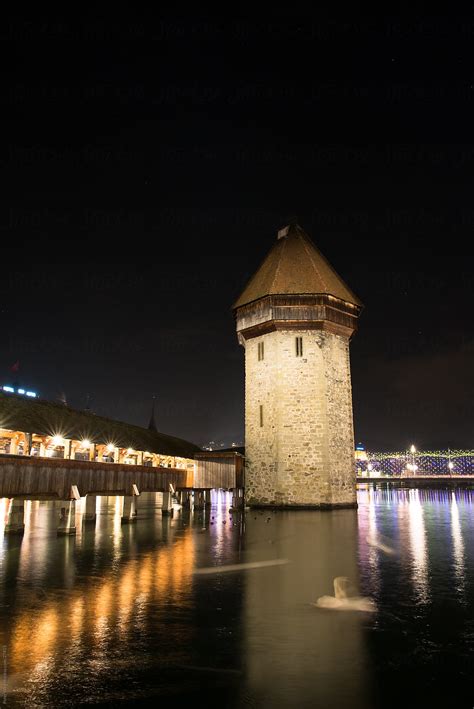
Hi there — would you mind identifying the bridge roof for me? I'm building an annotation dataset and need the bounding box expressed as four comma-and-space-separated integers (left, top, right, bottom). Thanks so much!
233, 223, 362, 309
0, 391, 200, 458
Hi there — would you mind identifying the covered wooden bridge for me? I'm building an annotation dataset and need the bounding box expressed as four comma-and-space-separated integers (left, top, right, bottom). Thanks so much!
0, 391, 244, 534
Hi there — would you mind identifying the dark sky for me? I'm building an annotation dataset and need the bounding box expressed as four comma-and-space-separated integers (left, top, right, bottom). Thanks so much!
2, 14, 473, 451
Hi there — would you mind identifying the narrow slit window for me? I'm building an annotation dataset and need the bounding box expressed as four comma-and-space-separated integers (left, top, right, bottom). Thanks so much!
295, 336, 303, 357
259, 404, 263, 427
258, 341, 264, 361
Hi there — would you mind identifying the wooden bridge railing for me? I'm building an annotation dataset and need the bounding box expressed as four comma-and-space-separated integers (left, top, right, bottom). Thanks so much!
0, 455, 194, 499
0, 452, 243, 499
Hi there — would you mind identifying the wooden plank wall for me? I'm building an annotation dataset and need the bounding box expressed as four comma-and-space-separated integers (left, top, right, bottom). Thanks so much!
194, 454, 244, 489
0, 456, 190, 499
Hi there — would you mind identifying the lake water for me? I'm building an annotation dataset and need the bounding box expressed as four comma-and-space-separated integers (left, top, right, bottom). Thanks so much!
1, 485, 474, 707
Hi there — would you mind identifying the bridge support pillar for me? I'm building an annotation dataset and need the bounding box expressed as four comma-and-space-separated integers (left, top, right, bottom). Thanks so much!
4, 498, 25, 534
232, 488, 244, 510
83, 495, 97, 522
161, 492, 173, 515
194, 491, 205, 510
122, 495, 138, 523
9, 438, 18, 455
204, 490, 212, 508
57, 500, 76, 535
63, 440, 71, 459
181, 491, 192, 510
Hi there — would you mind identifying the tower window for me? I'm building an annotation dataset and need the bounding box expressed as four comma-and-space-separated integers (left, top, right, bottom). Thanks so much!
258, 341, 264, 361
259, 405, 263, 427
295, 336, 303, 357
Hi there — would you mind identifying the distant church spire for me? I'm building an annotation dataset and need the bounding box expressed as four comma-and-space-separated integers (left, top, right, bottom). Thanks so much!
148, 396, 157, 432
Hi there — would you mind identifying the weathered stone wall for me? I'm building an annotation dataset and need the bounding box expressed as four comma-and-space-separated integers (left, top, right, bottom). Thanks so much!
244, 329, 356, 507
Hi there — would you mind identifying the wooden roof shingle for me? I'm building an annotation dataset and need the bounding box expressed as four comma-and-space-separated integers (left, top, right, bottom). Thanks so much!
0, 391, 200, 458
233, 223, 362, 309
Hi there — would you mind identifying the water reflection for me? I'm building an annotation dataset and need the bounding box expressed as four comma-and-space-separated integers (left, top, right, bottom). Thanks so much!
1, 487, 474, 706
407, 489, 429, 603
357, 486, 382, 593
241, 511, 370, 708
450, 492, 465, 593
355, 485, 474, 707
1, 496, 200, 703
9, 532, 196, 662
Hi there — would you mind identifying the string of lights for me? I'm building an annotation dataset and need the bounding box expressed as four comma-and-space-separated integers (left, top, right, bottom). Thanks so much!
356, 449, 474, 476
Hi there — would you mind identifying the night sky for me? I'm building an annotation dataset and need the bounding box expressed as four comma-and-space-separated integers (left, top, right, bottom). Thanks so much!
2, 15, 473, 451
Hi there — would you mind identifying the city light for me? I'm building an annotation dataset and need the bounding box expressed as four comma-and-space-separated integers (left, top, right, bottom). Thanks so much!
408, 445, 418, 474
52, 435, 63, 446
107, 443, 115, 452
82, 439, 91, 448
3, 386, 40, 397
355, 450, 474, 476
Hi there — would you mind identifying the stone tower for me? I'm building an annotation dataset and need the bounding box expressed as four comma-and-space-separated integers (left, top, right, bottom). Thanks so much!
234, 223, 362, 509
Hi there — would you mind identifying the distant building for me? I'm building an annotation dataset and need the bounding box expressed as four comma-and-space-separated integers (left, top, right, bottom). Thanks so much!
355, 443, 368, 463
234, 223, 362, 508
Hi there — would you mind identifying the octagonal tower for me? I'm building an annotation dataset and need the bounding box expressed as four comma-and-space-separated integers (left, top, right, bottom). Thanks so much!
234, 223, 362, 508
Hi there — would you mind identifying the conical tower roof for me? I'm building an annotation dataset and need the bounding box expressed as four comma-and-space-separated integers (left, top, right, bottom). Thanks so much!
233, 223, 362, 309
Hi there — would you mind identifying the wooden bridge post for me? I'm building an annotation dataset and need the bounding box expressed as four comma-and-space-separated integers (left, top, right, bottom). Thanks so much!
181, 491, 192, 509
9, 438, 19, 456
231, 488, 244, 510
63, 440, 71, 460
83, 495, 97, 523
161, 491, 173, 515
194, 491, 205, 510
57, 500, 76, 535
4, 498, 25, 534
122, 494, 138, 523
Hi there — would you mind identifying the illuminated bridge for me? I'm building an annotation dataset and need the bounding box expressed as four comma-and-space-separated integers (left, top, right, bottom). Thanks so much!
356, 448, 474, 478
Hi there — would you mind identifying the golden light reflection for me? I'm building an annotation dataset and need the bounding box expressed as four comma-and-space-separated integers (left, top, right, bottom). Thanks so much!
7, 518, 196, 685
117, 566, 135, 631
112, 495, 123, 546
0, 497, 8, 534
94, 582, 114, 648
11, 607, 59, 669
69, 597, 85, 641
